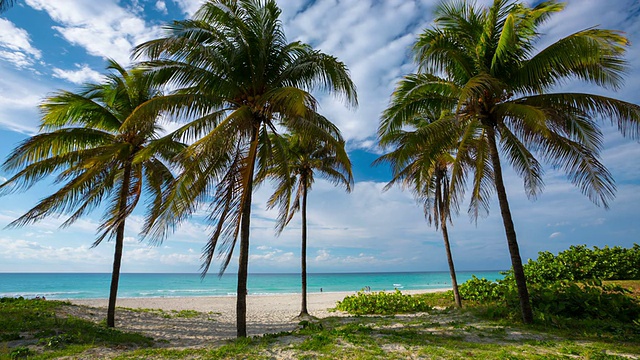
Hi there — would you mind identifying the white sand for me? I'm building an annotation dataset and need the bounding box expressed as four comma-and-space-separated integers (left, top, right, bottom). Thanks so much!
68, 289, 449, 347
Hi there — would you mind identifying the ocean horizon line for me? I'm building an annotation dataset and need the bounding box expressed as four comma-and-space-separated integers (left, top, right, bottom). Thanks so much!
0, 270, 507, 275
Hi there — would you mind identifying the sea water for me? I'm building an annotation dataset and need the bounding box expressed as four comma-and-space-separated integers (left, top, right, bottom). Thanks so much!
0, 272, 504, 300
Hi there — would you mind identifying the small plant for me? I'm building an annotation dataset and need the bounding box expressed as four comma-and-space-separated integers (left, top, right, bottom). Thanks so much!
39, 333, 77, 348
299, 320, 324, 331
9, 346, 33, 359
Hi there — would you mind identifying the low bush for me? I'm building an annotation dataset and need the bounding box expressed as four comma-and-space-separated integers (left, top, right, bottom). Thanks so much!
458, 275, 503, 302
336, 290, 432, 315
504, 244, 640, 284
458, 277, 640, 325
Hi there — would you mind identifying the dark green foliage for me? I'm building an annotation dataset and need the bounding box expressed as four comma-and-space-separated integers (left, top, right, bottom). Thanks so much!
527, 280, 640, 322
457, 245, 640, 328
513, 244, 640, 283
335, 290, 433, 315
9, 347, 33, 359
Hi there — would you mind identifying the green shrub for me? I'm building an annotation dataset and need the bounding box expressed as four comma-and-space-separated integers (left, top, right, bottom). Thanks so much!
506, 244, 640, 284
458, 275, 504, 302
336, 290, 432, 315
9, 346, 33, 359
527, 280, 640, 322
458, 276, 640, 324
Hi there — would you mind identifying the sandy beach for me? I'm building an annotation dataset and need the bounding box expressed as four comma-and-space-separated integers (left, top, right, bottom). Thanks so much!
68, 289, 449, 347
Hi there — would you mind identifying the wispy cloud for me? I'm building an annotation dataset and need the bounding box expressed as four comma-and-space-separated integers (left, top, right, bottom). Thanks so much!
52, 64, 105, 84
0, 18, 41, 68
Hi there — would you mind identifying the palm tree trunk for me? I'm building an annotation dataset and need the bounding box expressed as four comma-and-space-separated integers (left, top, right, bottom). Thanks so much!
441, 221, 462, 308
486, 126, 533, 324
237, 125, 260, 338
107, 163, 132, 328
299, 175, 309, 316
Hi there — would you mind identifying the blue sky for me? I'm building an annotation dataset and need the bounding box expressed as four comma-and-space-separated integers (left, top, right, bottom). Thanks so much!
0, 0, 638, 274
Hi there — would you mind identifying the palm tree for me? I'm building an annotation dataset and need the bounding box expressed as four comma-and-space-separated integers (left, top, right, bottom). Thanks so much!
379, 0, 640, 323
376, 113, 463, 308
0, 60, 184, 327
0, 0, 15, 13
257, 128, 353, 317
134, 0, 357, 337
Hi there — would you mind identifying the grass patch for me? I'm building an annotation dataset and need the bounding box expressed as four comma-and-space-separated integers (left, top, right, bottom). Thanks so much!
0, 297, 153, 359
118, 307, 217, 319
3, 292, 640, 359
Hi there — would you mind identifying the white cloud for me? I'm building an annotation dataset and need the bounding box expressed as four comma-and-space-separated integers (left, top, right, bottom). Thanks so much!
24, 0, 162, 65
155, 0, 168, 14
171, 0, 204, 15
549, 232, 562, 239
0, 237, 109, 266
0, 18, 41, 68
315, 249, 331, 262
52, 64, 104, 84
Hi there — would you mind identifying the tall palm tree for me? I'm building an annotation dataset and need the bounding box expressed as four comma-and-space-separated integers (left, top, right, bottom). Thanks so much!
134, 0, 357, 337
257, 128, 353, 317
376, 113, 464, 308
379, 0, 640, 323
0, 60, 184, 327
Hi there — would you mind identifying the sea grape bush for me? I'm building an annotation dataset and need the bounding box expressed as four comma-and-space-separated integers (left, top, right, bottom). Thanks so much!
457, 244, 640, 323
458, 276, 502, 302
335, 290, 432, 315
527, 280, 640, 322
512, 244, 640, 283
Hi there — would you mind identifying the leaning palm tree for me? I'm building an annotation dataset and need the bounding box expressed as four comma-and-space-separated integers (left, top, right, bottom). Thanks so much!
257, 128, 353, 317
134, 0, 357, 337
376, 113, 464, 308
379, 0, 640, 323
0, 60, 184, 327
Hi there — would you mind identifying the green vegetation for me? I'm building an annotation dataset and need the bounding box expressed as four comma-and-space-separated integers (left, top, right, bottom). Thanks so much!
118, 307, 217, 319
453, 245, 640, 342
512, 244, 640, 283
335, 290, 433, 315
3, 291, 640, 359
0, 298, 153, 359
103, 309, 640, 359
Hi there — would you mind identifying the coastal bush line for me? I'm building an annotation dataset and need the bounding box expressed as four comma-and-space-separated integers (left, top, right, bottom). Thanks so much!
506, 244, 640, 284
454, 244, 640, 334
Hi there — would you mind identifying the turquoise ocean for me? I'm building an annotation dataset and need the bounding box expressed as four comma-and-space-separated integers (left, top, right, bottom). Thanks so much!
0, 272, 504, 300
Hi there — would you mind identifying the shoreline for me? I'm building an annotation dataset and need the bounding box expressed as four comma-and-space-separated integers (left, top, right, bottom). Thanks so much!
69, 288, 450, 308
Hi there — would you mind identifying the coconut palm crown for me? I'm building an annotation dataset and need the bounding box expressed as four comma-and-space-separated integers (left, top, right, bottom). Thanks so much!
379, 0, 640, 323
133, 0, 357, 337
0, 60, 184, 327
376, 112, 464, 308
